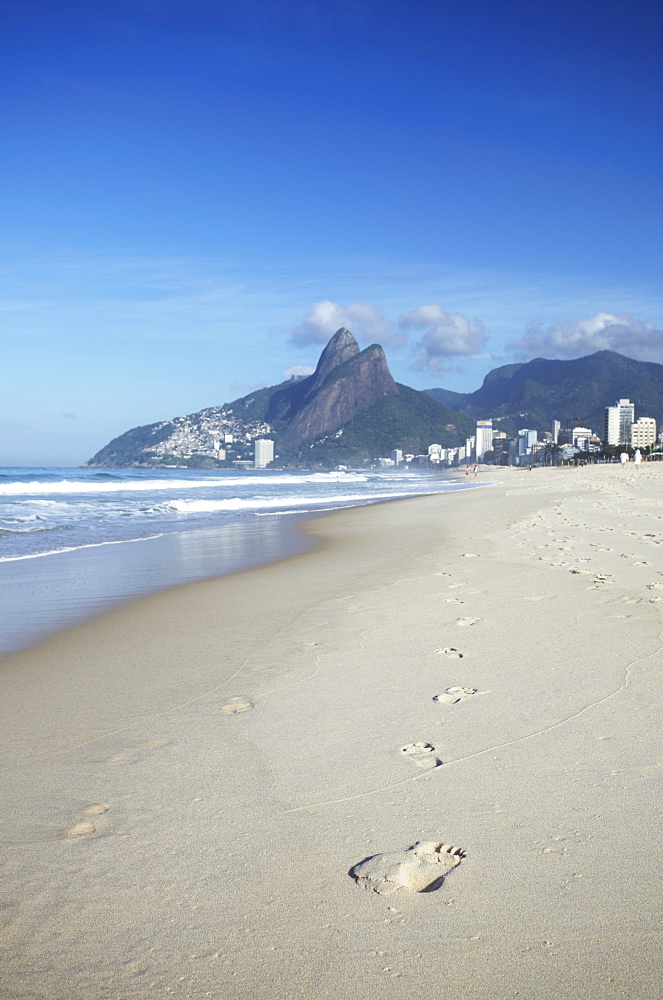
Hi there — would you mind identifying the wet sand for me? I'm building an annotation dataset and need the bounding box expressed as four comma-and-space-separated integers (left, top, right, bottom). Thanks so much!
0, 512, 314, 657
1, 464, 661, 999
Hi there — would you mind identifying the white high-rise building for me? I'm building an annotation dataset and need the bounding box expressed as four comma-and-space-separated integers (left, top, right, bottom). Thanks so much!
254, 438, 274, 469
571, 426, 593, 449
604, 406, 619, 445
391, 449, 404, 466
517, 428, 538, 463
631, 417, 657, 449
604, 399, 635, 445
475, 420, 493, 461
552, 420, 560, 444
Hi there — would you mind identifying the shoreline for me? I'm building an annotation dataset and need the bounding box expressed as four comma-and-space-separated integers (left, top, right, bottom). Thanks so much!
1, 464, 661, 998
0, 471, 478, 658
0, 510, 316, 658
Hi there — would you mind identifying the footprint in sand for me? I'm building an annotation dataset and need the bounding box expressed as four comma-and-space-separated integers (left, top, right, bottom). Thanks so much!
443, 597, 464, 604
64, 804, 109, 839
457, 616, 481, 626
588, 574, 612, 590
399, 742, 442, 768
461, 553, 479, 558
349, 842, 465, 894
448, 582, 465, 589
433, 686, 477, 706
220, 696, 253, 715
436, 647, 464, 658
64, 820, 97, 838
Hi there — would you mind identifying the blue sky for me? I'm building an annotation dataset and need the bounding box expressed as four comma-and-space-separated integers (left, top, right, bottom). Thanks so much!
2, 0, 663, 465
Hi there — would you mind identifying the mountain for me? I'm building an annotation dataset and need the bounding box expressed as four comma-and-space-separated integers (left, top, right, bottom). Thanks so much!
425, 351, 663, 435
85, 329, 474, 468
266, 329, 400, 449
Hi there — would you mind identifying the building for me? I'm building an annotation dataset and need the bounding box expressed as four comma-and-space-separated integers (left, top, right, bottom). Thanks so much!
492, 436, 510, 465
551, 420, 560, 444
571, 426, 593, 450
391, 449, 404, 466
475, 420, 493, 461
631, 417, 657, 449
604, 399, 635, 445
604, 406, 619, 445
254, 438, 274, 469
517, 428, 538, 464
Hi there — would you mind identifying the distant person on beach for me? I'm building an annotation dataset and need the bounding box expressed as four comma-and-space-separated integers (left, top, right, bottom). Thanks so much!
634, 449, 642, 468
620, 451, 629, 469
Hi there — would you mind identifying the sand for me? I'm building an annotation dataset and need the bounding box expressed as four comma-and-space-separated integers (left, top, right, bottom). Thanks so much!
1, 464, 661, 999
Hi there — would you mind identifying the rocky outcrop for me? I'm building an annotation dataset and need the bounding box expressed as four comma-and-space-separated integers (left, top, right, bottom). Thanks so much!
278, 338, 399, 450
267, 328, 361, 423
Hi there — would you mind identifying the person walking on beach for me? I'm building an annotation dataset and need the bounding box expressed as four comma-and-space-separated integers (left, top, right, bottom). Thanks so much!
634, 449, 642, 468
620, 451, 629, 470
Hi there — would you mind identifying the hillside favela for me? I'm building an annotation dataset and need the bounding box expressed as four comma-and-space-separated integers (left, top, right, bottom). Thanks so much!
85, 328, 662, 471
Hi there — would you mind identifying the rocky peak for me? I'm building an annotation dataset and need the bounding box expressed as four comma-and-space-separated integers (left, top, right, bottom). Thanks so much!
266, 327, 361, 423
279, 337, 399, 450
303, 328, 361, 401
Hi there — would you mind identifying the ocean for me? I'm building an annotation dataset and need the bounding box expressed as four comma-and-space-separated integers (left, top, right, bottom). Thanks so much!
0, 466, 479, 656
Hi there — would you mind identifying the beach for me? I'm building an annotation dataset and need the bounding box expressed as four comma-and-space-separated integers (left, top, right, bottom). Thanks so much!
1, 463, 661, 999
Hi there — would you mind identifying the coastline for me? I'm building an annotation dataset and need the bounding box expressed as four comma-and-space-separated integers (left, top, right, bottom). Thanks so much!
0, 511, 315, 657
1, 465, 661, 998
0, 467, 472, 657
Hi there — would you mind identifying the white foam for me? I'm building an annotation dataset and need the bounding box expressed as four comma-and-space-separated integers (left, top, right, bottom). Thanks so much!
0, 532, 169, 563
0, 471, 370, 496
156, 492, 388, 514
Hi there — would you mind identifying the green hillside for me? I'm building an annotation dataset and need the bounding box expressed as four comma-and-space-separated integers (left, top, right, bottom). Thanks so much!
426, 351, 663, 435
278, 384, 474, 465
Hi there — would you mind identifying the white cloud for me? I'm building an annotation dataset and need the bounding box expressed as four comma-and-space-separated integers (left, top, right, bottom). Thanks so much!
289, 300, 404, 347
283, 365, 315, 379
399, 304, 487, 371
508, 311, 663, 362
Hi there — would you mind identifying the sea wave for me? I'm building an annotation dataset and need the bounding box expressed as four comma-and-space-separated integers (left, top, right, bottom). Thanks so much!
1, 513, 48, 523
0, 525, 67, 536
0, 471, 370, 496
153, 490, 422, 514
0, 532, 169, 563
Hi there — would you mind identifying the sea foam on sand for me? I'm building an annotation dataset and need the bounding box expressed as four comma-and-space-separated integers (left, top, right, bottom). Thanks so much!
0, 464, 661, 999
